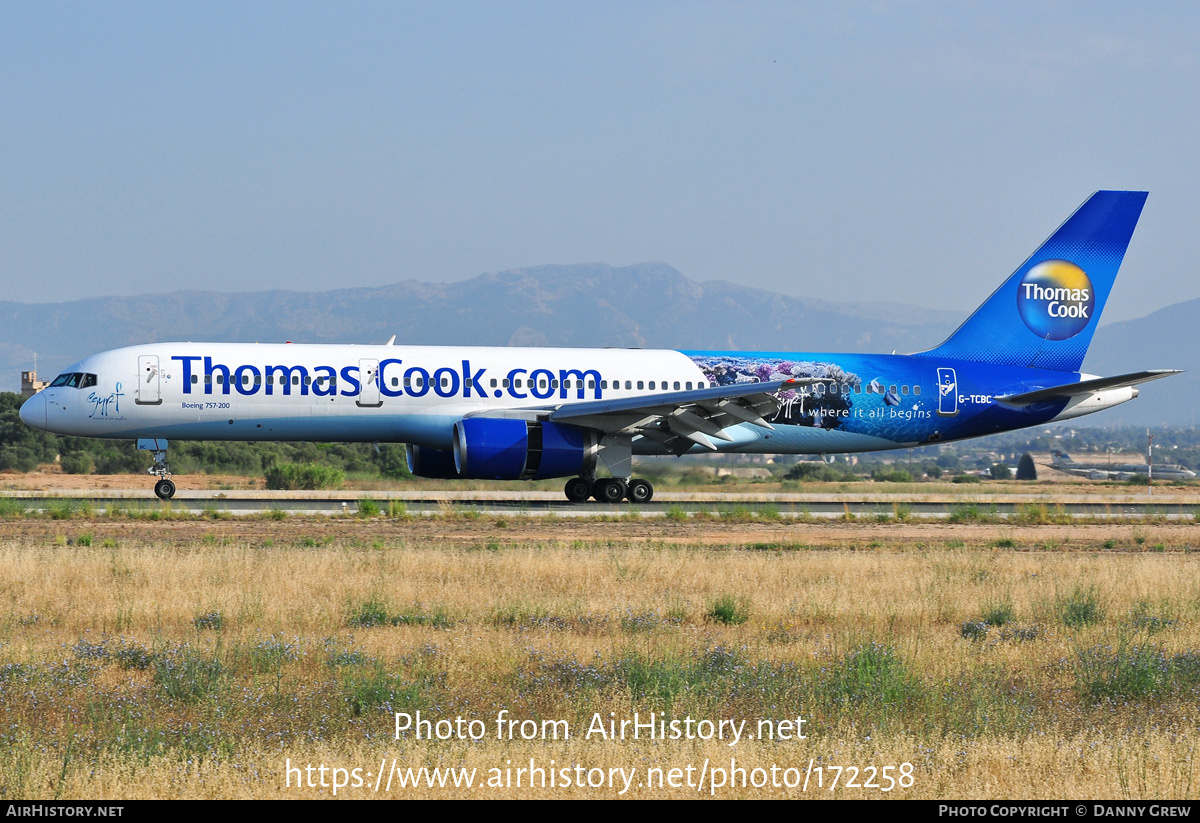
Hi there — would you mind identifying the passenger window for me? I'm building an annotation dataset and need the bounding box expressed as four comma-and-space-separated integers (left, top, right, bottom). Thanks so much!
551, 379, 558, 389
502, 378, 509, 388
205, 375, 212, 385
901, 385, 908, 395
191, 375, 199, 385
538, 380, 546, 389
255, 375, 262, 385
913, 385, 921, 396
404, 378, 411, 387
601, 380, 608, 389
589, 380, 595, 389
243, 374, 250, 386
636, 381, 643, 390
293, 376, 300, 386
490, 378, 497, 388
465, 378, 473, 388
441, 377, 448, 388
854, 384, 861, 394
889, 385, 897, 394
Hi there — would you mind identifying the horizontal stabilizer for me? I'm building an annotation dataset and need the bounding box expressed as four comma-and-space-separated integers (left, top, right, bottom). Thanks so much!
995, 370, 1182, 408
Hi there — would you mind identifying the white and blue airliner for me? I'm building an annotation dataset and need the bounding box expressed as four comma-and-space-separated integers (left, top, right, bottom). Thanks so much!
20, 191, 1179, 502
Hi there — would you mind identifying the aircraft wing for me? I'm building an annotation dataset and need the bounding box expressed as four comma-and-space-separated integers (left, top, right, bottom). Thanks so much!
542, 378, 824, 453
995, 370, 1182, 408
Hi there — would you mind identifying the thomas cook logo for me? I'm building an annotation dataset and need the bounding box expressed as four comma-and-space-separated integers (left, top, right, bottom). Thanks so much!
1016, 260, 1094, 341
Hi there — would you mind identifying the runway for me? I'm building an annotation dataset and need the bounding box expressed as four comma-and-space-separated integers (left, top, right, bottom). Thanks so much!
2, 489, 1198, 518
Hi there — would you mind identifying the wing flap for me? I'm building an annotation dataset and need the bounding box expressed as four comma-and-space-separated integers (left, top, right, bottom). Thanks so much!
547, 377, 824, 453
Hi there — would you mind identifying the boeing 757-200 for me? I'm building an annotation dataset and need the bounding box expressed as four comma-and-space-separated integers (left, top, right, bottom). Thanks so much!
19, 191, 1181, 502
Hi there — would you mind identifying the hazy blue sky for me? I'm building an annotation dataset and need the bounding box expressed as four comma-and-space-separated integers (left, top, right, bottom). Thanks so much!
3, 2, 1197, 321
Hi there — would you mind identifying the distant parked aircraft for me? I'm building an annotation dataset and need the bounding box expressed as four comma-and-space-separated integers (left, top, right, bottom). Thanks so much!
1050, 450, 1195, 481
20, 191, 1182, 501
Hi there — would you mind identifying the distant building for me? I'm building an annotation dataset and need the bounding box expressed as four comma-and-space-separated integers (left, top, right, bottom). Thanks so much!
21, 371, 48, 398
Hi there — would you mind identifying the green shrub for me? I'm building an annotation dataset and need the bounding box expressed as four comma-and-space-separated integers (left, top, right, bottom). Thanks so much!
153, 645, 224, 702
706, 595, 750, 625
827, 642, 921, 708
1074, 643, 1172, 700
60, 452, 95, 475
960, 621, 990, 642
193, 611, 225, 631
264, 463, 344, 490
1059, 585, 1106, 629
785, 462, 856, 482
980, 599, 1015, 626
665, 505, 687, 522
0, 498, 27, 518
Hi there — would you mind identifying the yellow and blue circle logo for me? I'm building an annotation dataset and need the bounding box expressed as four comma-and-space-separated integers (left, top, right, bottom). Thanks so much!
1016, 260, 1094, 341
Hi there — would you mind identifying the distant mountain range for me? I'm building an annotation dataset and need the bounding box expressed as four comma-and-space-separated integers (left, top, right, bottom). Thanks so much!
2, 262, 1192, 425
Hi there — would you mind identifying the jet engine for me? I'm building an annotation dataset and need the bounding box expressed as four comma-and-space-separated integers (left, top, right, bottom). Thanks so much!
405, 444, 460, 479
453, 418, 596, 480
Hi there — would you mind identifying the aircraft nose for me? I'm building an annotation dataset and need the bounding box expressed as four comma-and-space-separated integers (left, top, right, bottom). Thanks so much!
19, 392, 47, 431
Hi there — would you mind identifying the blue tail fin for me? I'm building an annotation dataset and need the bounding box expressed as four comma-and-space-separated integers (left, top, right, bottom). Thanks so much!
914, 191, 1148, 372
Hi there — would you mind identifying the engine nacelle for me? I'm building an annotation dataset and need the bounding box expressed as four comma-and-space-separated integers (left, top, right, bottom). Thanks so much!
453, 418, 596, 480
405, 444, 460, 479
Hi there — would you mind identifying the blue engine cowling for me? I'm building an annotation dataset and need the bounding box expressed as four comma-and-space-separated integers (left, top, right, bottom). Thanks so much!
453, 418, 596, 480
405, 444, 460, 479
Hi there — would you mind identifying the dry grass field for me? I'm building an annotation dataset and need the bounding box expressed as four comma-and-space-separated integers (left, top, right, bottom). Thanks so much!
1, 511, 1199, 798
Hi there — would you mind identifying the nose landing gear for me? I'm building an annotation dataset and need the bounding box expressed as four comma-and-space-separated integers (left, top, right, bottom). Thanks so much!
153, 478, 176, 500
138, 438, 175, 500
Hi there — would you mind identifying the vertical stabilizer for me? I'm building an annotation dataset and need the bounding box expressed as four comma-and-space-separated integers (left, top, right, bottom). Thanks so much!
914, 191, 1147, 372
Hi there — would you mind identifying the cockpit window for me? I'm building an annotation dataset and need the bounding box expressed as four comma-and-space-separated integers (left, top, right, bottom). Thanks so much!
47, 372, 97, 389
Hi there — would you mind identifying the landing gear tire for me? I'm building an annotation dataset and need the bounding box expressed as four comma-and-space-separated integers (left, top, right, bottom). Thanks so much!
595, 478, 628, 504
564, 477, 593, 502
154, 479, 176, 500
627, 479, 654, 504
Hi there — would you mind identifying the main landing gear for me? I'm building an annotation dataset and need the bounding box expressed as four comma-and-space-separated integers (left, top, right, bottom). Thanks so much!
563, 477, 654, 504
138, 438, 175, 500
